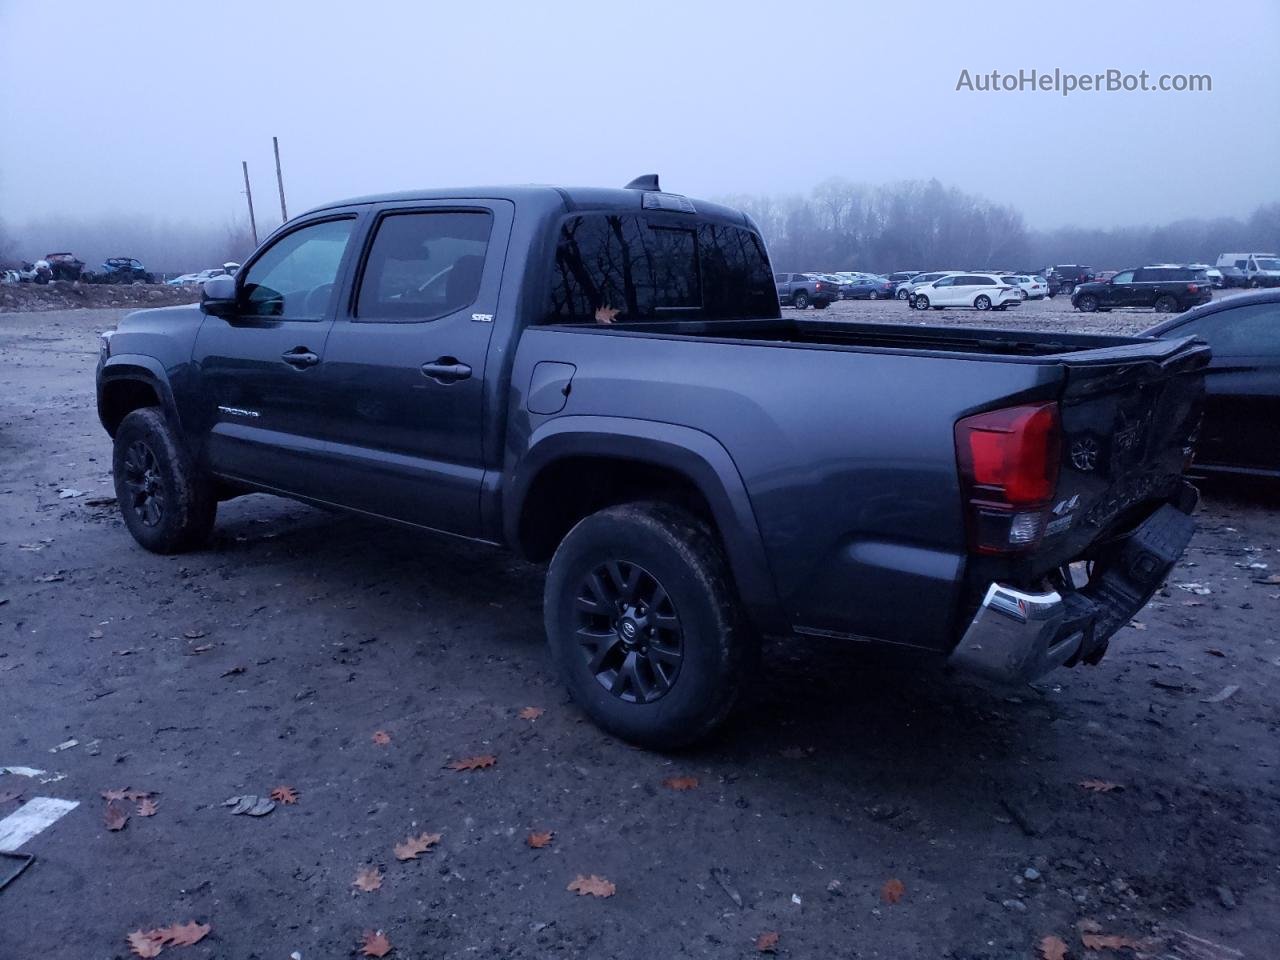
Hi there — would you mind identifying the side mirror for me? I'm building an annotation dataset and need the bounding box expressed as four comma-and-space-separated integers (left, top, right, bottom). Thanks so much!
201, 275, 238, 318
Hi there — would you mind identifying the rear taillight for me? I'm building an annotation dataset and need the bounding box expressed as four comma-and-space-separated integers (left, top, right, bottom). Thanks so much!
1187, 283, 1199, 292
955, 403, 1062, 554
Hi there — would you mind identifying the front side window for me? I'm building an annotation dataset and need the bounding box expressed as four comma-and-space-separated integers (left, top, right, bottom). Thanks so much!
356, 210, 493, 322
545, 214, 778, 323
241, 218, 355, 320
1112, 270, 1134, 284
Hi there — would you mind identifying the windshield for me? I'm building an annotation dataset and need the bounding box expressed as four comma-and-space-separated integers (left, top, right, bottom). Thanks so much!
1255, 258, 1280, 271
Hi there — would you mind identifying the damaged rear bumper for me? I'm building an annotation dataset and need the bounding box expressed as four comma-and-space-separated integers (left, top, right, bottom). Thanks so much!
949, 501, 1196, 683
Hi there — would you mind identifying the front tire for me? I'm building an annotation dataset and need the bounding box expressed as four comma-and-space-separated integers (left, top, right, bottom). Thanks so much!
544, 502, 749, 749
112, 407, 216, 554
868, 290, 880, 300
913, 295, 930, 310
1077, 294, 1098, 312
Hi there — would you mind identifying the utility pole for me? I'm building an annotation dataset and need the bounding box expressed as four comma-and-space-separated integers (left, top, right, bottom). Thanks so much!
273, 136, 288, 223
242, 161, 258, 246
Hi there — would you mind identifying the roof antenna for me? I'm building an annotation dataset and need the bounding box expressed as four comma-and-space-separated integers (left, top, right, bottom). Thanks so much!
624, 174, 660, 191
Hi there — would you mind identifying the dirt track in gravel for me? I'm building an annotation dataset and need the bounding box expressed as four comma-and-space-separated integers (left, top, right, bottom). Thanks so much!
1, 304, 1277, 960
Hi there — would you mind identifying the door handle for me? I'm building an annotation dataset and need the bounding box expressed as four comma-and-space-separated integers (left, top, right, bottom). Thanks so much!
420, 357, 472, 384
281, 348, 319, 369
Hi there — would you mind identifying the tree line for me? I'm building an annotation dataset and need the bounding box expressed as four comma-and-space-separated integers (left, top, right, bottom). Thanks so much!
717, 178, 1280, 274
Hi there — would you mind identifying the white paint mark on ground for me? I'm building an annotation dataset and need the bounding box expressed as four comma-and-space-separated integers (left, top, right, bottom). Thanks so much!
0, 797, 79, 851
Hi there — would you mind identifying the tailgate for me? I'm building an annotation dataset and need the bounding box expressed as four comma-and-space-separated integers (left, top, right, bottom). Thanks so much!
1033, 335, 1209, 572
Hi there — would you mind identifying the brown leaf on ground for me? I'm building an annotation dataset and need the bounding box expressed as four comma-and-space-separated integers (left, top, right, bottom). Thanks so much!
527, 830, 554, 849
755, 930, 780, 953
125, 930, 163, 958
153, 921, 211, 947
371, 730, 392, 746
1040, 934, 1069, 960
447, 754, 497, 771
1082, 933, 1144, 951
1079, 779, 1123, 793
360, 929, 393, 957
1077, 918, 1103, 934
881, 877, 905, 904
102, 787, 152, 802
269, 785, 299, 805
662, 775, 700, 791
568, 874, 616, 897
104, 801, 129, 832
136, 798, 159, 817
517, 706, 545, 721
353, 866, 383, 892
1207, 648, 1226, 657
393, 832, 442, 861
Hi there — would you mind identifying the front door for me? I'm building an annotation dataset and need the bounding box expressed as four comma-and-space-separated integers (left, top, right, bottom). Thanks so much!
311, 200, 514, 537
192, 215, 361, 497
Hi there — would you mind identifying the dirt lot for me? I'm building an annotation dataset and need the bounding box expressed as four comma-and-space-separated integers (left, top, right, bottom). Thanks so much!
1, 303, 1277, 960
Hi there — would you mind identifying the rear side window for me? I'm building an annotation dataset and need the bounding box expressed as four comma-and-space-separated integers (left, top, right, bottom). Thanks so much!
356, 210, 493, 322
545, 214, 779, 323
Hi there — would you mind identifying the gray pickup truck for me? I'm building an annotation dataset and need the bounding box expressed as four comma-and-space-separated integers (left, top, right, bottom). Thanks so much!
96, 176, 1209, 748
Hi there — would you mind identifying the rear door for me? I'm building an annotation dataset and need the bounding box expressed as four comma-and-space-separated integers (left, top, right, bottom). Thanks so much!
309, 200, 514, 537
1171, 300, 1280, 473
192, 215, 361, 496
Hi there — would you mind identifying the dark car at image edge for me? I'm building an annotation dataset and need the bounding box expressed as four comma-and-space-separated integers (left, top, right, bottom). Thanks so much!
1073, 265, 1213, 314
96, 176, 1210, 748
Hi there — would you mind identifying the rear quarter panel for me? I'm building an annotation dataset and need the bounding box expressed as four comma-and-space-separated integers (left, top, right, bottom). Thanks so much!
508, 327, 1063, 650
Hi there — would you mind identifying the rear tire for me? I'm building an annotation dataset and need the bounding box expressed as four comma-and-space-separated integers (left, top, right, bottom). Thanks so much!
112, 407, 216, 554
792, 291, 809, 309
974, 295, 992, 311
896, 288, 909, 300
1154, 295, 1178, 313
544, 502, 750, 749
868, 290, 880, 300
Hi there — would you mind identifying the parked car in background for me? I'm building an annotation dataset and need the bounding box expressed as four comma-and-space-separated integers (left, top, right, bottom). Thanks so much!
1045, 265, 1094, 297
903, 271, 961, 304
88, 258, 155, 285
1000, 274, 1047, 300
843, 277, 894, 300
1217, 265, 1248, 288
1092, 271, 1118, 284
775, 272, 838, 309
1217, 252, 1280, 287
167, 268, 230, 286
1189, 263, 1224, 288
1, 269, 19, 285
45, 252, 85, 281
911, 273, 1021, 311
1146, 289, 1280, 479
886, 271, 920, 299
1072, 265, 1213, 314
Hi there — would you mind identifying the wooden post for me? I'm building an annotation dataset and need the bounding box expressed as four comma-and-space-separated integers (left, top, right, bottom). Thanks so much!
273, 137, 288, 223
242, 161, 258, 246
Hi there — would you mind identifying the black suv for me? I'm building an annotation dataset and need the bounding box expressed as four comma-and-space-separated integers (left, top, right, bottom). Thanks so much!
1045, 265, 1094, 297
1072, 266, 1213, 314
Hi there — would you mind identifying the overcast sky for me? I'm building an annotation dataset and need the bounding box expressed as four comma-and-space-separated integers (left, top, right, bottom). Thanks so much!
1, 0, 1276, 232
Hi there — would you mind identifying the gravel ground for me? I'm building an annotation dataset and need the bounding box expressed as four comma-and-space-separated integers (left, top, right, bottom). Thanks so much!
1, 306, 1277, 960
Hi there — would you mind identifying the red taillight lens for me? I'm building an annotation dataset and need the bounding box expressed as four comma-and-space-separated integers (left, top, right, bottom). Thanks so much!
1187, 283, 1198, 292
956, 403, 1062, 553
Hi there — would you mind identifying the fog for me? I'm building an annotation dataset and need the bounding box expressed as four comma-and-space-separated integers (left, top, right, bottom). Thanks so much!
1, 0, 1277, 270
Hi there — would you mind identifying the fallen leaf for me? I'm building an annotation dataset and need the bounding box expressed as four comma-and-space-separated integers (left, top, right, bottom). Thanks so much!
190, 644, 213, 654
183, 629, 206, 639
136, 798, 159, 817
104, 801, 129, 831
1206, 648, 1226, 657
1082, 933, 1144, 951
102, 788, 152, 802
372, 730, 392, 746
1040, 934, 1069, 960
517, 706, 545, 721
755, 930, 780, 953
126, 930, 163, 958
269, 785, 299, 805
527, 830, 554, 849
1079, 779, 1123, 793
662, 775, 700, 791
1127, 620, 1147, 630
447, 754, 497, 771
89, 629, 104, 639
153, 921, 211, 947
1258, 574, 1280, 584
568, 874, 616, 897
360, 929, 393, 957
393, 832, 442, 861
353, 866, 383, 892
223, 794, 276, 816
881, 877, 905, 904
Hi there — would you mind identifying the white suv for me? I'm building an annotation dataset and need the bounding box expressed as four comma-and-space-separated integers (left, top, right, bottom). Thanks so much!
911, 273, 1021, 312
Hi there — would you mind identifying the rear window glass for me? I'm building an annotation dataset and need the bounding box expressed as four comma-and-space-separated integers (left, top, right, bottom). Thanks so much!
545, 214, 779, 323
